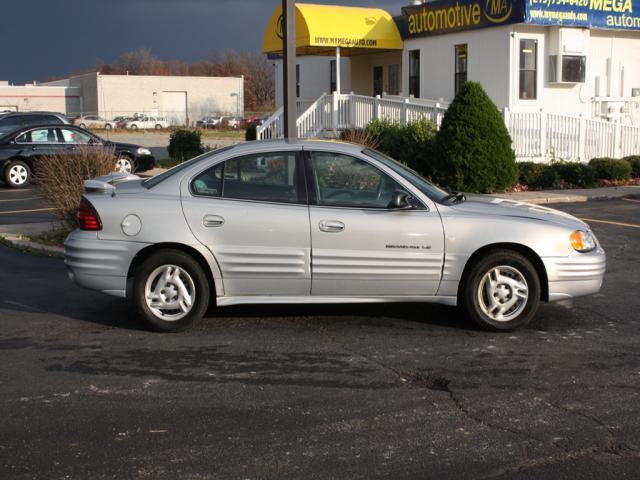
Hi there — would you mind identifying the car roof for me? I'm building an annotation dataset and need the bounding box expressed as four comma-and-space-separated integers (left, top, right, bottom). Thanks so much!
0, 111, 67, 118
228, 139, 366, 155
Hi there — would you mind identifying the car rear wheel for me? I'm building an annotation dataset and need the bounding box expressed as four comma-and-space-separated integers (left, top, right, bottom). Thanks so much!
79, 123, 86, 128
132, 250, 210, 332
461, 249, 541, 331
105, 123, 112, 131
130, 124, 138, 130
155, 124, 162, 130
115, 155, 134, 173
4, 160, 31, 188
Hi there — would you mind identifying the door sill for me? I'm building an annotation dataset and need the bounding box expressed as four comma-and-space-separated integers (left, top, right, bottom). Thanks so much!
216, 295, 457, 307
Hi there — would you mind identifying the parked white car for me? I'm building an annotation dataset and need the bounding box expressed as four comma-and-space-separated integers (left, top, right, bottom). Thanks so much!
125, 116, 168, 130
74, 115, 115, 130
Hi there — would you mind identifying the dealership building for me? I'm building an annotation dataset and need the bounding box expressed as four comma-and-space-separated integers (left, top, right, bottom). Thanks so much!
0, 73, 244, 125
262, 0, 640, 160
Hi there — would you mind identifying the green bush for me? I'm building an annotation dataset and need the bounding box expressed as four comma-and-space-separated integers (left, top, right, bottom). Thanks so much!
589, 157, 632, 181
167, 129, 205, 163
550, 161, 596, 187
245, 124, 257, 141
517, 162, 561, 189
434, 82, 517, 193
623, 155, 640, 177
364, 118, 437, 178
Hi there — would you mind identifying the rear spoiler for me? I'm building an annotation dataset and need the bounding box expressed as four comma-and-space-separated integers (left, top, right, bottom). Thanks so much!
84, 172, 140, 195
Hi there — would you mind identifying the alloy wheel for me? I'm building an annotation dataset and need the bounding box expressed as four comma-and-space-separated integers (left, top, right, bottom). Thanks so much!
144, 265, 196, 321
477, 265, 529, 322
115, 157, 133, 173
9, 164, 28, 185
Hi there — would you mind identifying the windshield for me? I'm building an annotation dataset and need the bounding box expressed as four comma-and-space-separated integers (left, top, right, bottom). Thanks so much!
363, 148, 448, 202
143, 146, 234, 188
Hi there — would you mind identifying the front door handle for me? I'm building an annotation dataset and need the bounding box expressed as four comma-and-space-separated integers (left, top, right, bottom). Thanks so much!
319, 220, 345, 233
203, 214, 225, 227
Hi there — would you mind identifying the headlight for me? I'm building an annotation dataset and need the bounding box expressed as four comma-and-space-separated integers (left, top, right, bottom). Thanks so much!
570, 230, 597, 252
136, 147, 151, 156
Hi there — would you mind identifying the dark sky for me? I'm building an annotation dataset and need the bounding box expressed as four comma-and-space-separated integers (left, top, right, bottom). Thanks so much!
1, 0, 407, 84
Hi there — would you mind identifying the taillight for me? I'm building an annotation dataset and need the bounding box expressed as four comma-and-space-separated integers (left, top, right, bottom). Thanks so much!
77, 197, 102, 231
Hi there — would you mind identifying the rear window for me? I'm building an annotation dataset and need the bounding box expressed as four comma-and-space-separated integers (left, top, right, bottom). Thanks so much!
143, 146, 234, 189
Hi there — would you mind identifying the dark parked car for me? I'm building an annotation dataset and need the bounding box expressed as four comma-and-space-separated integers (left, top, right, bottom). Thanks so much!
0, 124, 155, 188
0, 111, 71, 136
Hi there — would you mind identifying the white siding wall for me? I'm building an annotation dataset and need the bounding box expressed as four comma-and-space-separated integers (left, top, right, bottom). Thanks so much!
402, 26, 512, 109
274, 56, 351, 107
510, 25, 640, 118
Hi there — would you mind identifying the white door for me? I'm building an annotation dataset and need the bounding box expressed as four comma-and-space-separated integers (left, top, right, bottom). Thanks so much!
181, 150, 311, 297
162, 91, 187, 126
306, 150, 444, 297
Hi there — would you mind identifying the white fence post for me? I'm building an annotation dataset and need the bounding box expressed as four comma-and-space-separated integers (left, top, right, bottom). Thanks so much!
613, 122, 622, 158
539, 110, 547, 160
331, 92, 339, 133
401, 98, 409, 125
349, 92, 356, 129
503, 107, 514, 155
578, 114, 586, 162
374, 95, 380, 121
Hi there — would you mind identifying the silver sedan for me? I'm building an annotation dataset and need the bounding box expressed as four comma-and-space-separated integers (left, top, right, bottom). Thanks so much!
64, 140, 606, 332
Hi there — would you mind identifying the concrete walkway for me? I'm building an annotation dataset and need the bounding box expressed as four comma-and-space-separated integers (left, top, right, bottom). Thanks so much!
495, 185, 640, 204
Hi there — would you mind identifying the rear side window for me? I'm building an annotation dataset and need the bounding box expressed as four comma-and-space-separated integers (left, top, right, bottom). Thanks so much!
191, 152, 303, 204
192, 164, 223, 197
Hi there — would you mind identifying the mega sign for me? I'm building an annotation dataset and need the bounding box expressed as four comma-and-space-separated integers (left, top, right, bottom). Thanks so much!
401, 0, 640, 37
525, 0, 640, 29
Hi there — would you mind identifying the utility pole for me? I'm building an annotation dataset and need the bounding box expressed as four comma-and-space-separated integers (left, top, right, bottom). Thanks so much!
282, 0, 297, 140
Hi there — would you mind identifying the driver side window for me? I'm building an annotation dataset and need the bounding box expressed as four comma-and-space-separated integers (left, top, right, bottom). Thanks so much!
310, 152, 403, 209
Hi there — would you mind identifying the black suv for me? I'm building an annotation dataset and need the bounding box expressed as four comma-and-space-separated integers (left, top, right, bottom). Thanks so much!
0, 124, 156, 188
0, 111, 71, 137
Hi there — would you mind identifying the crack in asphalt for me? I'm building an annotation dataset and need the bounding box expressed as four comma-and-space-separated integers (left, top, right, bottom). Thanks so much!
317, 326, 546, 446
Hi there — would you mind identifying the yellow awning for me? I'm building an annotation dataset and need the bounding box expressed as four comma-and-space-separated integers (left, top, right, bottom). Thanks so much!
262, 3, 403, 56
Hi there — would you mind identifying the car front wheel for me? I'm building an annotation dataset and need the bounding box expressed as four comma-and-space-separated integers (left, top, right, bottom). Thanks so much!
115, 155, 134, 173
132, 250, 210, 332
4, 160, 31, 188
461, 249, 541, 331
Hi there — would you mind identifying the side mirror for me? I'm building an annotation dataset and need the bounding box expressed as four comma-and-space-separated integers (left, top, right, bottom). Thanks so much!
391, 190, 415, 209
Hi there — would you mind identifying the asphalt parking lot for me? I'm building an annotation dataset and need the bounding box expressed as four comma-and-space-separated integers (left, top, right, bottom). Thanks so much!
1, 198, 639, 479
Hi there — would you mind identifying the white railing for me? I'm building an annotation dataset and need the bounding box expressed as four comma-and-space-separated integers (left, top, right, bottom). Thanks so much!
506, 108, 640, 162
260, 95, 640, 161
258, 93, 449, 141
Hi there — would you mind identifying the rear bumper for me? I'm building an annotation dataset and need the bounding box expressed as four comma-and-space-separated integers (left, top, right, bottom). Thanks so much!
543, 248, 606, 301
135, 155, 155, 172
64, 230, 150, 298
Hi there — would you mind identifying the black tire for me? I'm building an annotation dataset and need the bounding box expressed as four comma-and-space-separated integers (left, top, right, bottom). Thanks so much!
130, 124, 138, 131
3, 160, 31, 189
79, 123, 86, 128
155, 124, 162, 130
460, 249, 541, 331
131, 249, 210, 332
105, 123, 113, 131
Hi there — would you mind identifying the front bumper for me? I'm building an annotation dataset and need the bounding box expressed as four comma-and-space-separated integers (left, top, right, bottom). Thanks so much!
543, 247, 606, 301
64, 230, 150, 298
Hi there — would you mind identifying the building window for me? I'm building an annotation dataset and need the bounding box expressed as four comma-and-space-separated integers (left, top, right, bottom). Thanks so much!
296, 64, 300, 98
373, 66, 384, 96
519, 39, 537, 100
409, 50, 420, 98
388, 64, 400, 95
330, 60, 336, 93
454, 44, 467, 96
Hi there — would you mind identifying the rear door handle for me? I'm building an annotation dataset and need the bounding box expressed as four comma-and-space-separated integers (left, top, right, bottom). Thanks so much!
203, 215, 225, 227
319, 220, 345, 233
